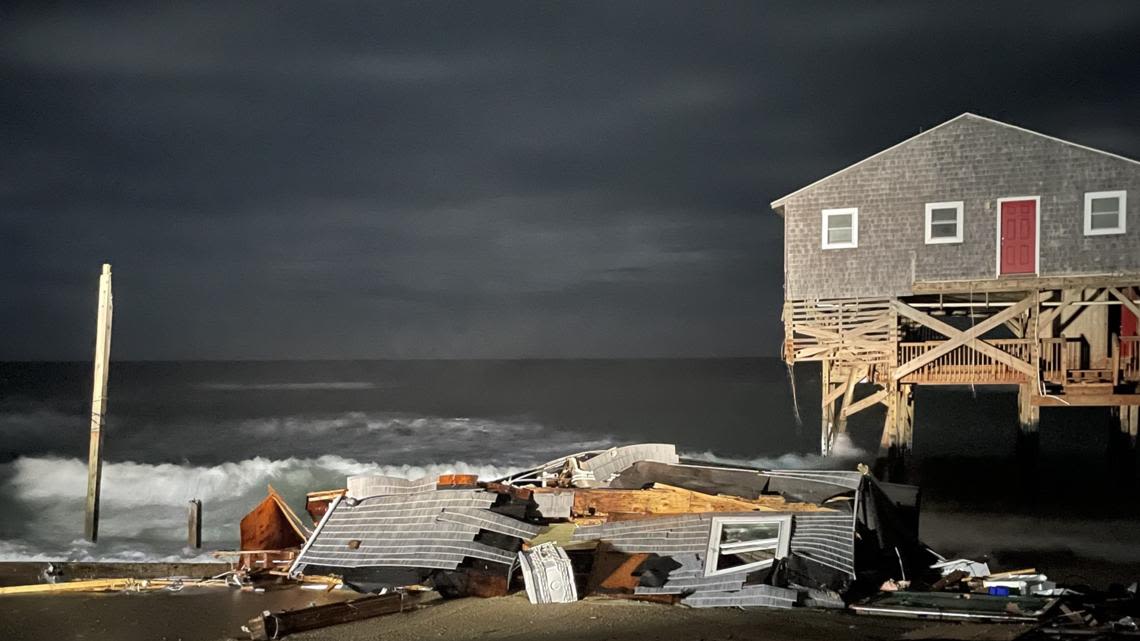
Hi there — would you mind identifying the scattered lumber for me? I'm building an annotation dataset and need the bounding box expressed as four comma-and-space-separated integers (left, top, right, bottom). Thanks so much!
244, 591, 421, 640
0, 577, 230, 595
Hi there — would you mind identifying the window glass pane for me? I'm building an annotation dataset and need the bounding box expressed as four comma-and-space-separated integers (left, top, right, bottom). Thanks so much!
930, 208, 958, 224
720, 522, 781, 545
828, 228, 852, 244
1091, 197, 1120, 215
930, 222, 957, 238
1090, 212, 1120, 230
827, 213, 852, 229
716, 547, 776, 572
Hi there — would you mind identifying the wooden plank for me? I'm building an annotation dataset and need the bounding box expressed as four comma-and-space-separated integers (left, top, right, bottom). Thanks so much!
0, 577, 228, 595
836, 366, 862, 435
891, 294, 1046, 381
842, 388, 888, 418
1031, 394, 1140, 407
911, 275, 1140, 294
1108, 287, 1140, 320
86, 263, 114, 542
245, 592, 419, 640
822, 381, 846, 407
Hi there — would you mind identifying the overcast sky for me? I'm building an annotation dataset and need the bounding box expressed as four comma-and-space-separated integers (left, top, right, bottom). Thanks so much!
2, 2, 1139, 360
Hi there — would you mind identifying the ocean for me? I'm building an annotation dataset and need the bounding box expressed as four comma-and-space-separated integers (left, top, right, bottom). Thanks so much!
2, 358, 1139, 580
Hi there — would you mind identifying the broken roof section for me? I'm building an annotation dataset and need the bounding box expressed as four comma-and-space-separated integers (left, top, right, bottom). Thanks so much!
289, 443, 930, 606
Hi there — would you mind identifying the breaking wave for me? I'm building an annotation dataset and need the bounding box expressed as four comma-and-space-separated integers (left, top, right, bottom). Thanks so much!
0, 455, 528, 562
682, 434, 869, 469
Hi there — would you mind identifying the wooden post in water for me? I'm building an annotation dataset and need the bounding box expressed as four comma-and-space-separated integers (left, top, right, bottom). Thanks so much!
187, 499, 203, 549
85, 264, 114, 542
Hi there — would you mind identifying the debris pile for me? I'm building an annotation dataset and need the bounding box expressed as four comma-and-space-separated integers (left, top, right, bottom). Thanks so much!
287, 444, 932, 608
4, 443, 1138, 640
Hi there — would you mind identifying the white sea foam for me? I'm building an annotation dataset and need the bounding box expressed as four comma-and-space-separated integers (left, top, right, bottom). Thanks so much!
0, 455, 529, 562
682, 434, 868, 469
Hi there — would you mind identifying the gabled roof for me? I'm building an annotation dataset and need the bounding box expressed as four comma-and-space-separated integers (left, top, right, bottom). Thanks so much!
770, 112, 1140, 210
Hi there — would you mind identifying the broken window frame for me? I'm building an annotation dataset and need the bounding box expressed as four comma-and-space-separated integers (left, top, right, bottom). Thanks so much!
704, 514, 792, 577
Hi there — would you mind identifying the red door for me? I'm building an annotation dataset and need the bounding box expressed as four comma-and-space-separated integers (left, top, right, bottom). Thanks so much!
1000, 199, 1036, 275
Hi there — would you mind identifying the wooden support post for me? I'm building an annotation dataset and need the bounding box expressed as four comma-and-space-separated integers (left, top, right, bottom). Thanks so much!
878, 382, 898, 453
1118, 405, 1139, 449
1016, 384, 1041, 492
85, 264, 114, 542
835, 367, 862, 437
820, 362, 834, 456
188, 499, 203, 549
1109, 405, 1138, 488
1017, 383, 1040, 436
899, 384, 915, 452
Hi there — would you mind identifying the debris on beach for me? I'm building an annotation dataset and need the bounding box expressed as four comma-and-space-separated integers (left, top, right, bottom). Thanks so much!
5, 443, 1138, 641
242, 589, 428, 641
287, 443, 932, 607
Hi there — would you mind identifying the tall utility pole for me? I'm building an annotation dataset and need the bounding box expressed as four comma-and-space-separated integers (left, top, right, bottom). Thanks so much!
85, 264, 114, 542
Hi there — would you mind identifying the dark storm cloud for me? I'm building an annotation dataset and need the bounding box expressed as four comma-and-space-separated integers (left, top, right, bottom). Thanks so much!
1, 2, 1138, 359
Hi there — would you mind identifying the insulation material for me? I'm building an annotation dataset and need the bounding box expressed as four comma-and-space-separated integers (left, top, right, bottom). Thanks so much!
518, 543, 578, 604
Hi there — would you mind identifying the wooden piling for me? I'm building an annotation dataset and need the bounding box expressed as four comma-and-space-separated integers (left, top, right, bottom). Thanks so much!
85, 263, 114, 542
188, 499, 203, 549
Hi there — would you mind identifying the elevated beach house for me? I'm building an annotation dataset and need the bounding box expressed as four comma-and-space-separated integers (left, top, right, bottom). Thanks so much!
771, 113, 1140, 457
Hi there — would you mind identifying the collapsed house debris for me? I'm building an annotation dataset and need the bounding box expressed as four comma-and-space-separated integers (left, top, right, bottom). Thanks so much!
285, 443, 932, 608
5, 443, 1136, 641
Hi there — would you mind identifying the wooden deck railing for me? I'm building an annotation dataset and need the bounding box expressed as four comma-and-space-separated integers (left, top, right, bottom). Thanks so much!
897, 339, 1034, 384
1122, 336, 1140, 381
1040, 338, 1083, 384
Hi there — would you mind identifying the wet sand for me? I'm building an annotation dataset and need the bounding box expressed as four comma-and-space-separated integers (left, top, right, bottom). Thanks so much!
1, 589, 958, 641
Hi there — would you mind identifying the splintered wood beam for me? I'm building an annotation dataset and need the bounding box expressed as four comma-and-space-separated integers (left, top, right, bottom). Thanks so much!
842, 388, 888, 418
1108, 287, 1140, 320
245, 592, 419, 640
892, 294, 1048, 381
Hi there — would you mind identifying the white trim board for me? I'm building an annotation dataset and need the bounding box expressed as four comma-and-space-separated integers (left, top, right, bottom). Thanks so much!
821, 207, 858, 249
995, 196, 1041, 277
925, 201, 964, 244
1084, 190, 1127, 236
771, 113, 1140, 209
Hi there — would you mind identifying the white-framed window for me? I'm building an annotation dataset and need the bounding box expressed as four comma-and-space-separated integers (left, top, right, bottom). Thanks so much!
704, 515, 792, 577
821, 208, 858, 249
1084, 190, 1127, 236
924, 201, 964, 244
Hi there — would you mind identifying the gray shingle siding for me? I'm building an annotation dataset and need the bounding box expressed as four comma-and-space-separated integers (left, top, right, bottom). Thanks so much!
779, 115, 1140, 300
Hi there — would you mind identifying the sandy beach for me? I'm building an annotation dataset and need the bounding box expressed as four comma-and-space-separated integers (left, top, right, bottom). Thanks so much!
1, 587, 979, 641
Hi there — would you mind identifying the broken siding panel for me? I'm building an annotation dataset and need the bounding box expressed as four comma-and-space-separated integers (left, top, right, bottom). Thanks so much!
309, 543, 516, 564
580, 444, 679, 483
347, 475, 440, 498
681, 584, 798, 609
790, 513, 856, 576
292, 487, 527, 574
436, 508, 544, 539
